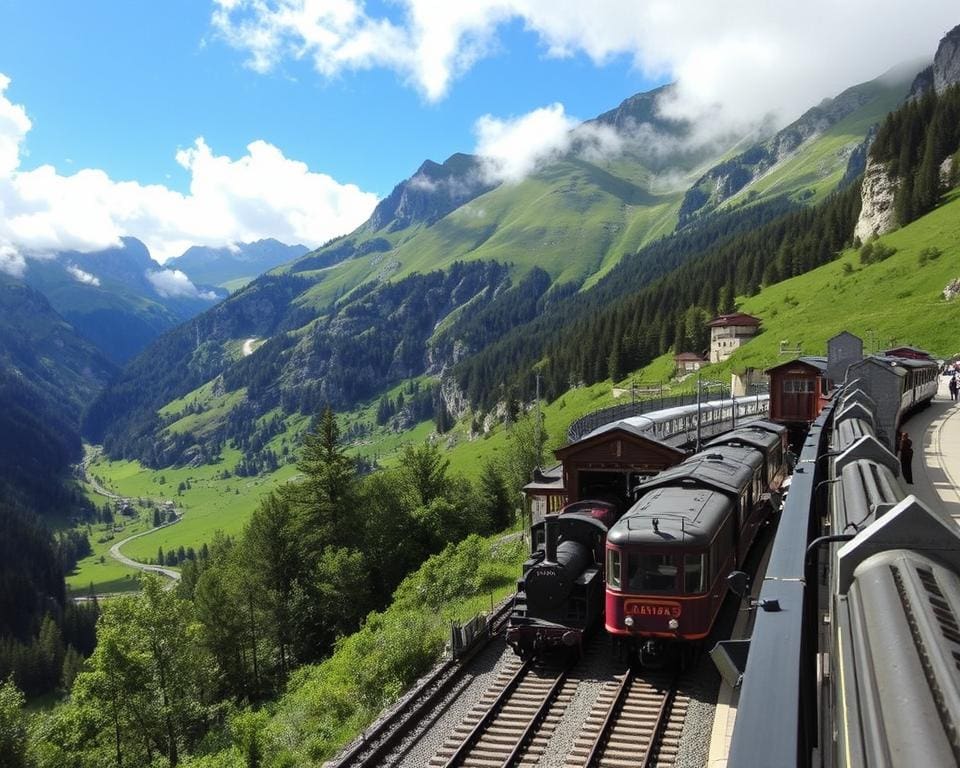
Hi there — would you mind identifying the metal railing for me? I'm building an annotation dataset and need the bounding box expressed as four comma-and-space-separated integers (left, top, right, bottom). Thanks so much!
726, 401, 834, 767
566, 384, 770, 443
567, 390, 726, 442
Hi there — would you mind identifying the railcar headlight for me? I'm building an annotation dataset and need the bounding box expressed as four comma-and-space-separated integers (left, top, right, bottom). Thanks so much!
624, 616, 635, 627
668, 618, 680, 631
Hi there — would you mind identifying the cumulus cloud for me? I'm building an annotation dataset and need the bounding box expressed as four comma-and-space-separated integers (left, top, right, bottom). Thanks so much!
0, 76, 378, 266
147, 268, 219, 300
212, 0, 956, 130
66, 264, 101, 287
0, 74, 30, 178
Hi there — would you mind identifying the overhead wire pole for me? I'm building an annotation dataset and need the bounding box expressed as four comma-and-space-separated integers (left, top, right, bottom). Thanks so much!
696, 371, 702, 451
535, 371, 543, 467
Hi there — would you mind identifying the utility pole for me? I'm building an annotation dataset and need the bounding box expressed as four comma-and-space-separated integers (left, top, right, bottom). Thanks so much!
696, 371, 702, 451
535, 371, 543, 467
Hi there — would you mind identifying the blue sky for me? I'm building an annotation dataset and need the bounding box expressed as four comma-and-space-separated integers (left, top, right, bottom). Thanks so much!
0, 1, 658, 196
0, 1, 955, 271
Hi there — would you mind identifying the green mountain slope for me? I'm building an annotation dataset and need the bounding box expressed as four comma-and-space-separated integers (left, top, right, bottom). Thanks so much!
680, 66, 916, 220
22, 238, 225, 363
733, 188, 960, 364
87, 65, 920, 475
0, 274, 116, 511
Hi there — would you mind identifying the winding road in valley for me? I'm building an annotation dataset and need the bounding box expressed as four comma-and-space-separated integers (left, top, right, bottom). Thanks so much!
109, 523, 182, 583
79, 450, 182, 593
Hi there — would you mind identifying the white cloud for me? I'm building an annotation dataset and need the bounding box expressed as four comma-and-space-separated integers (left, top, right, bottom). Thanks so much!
473, 103, 628, 183
0, 244, 25, 278
212, 0, 957, 130
0, 74, 30, 178
147, 268, 218, 300
66, 264, 101, 287
474, 103, 577, 183
0, 76, 378, 265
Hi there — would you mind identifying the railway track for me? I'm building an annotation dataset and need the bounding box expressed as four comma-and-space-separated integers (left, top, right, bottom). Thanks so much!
330, 600, 513, 768
565, 668, 688, 768
428, 654, 573, 768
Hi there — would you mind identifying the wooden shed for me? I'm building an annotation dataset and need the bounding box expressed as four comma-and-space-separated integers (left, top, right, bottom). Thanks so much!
551, 422, 686, 511
766, 356, 831, 434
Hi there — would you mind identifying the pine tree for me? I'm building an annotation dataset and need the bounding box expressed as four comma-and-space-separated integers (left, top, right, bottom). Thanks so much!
289, 406, 358, 550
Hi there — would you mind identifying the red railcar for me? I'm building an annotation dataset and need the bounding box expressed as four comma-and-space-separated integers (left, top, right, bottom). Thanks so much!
604, 423, 785, 665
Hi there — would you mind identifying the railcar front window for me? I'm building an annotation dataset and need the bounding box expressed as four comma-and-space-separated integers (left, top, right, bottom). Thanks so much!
627, 553, 678, 592
684, 554, 707, 593
607, 549, 622, 590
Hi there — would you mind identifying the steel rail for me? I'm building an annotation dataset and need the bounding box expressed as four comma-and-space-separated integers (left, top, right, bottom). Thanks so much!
331, 598, 513, 768
641, 675, 680, 768
582, 667, 635, 768
441, 658, 533, 767
501, 669, 569, 767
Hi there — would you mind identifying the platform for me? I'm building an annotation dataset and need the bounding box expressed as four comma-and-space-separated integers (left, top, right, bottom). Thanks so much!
901, 375, 960, 521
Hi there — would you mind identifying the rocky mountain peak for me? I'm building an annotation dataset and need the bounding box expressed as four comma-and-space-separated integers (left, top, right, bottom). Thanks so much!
367, 152, 496, 232
590, 83, 683, 135
934, 23, 960, 93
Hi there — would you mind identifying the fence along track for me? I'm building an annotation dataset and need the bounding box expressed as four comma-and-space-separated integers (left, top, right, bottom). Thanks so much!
565, 669, 688, 768
429, 652, 577, 768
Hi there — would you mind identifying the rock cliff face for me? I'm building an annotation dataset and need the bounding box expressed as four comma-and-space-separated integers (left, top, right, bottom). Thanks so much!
934, 24, 960, 93
854, 158, 899, 242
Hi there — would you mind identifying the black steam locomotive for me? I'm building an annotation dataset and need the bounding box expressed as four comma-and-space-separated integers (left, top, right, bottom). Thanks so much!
506, 500, 619, 658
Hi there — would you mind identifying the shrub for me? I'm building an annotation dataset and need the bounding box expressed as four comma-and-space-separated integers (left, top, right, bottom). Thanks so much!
859, 239, 897, 265
918, 246, 943, 266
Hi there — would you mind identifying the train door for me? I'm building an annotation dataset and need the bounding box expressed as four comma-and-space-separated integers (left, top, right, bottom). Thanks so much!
780, 376, 816, 421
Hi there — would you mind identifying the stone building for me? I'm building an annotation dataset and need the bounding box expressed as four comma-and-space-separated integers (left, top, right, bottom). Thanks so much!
708, 313, 761, 363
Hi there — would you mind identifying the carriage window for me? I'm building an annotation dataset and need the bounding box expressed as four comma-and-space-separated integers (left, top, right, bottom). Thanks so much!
627, 553, 678, 592
607, 549, 621, 590
684, 554, 707, 593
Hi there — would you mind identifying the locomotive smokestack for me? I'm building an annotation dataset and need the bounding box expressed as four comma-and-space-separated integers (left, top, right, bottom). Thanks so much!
544, 516, 558, 563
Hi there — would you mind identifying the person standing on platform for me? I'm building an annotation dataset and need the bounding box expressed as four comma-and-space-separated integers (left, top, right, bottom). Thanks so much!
950, 375, 958, 402
899, 434, 914, 485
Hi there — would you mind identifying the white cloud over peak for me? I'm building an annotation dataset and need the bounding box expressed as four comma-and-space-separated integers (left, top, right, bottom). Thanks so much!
66, 264, 101, 287
0, 76, 378, 266
473, 103, 625, 184
212, 0, 956, 130
474, 103, 578, 184
0, 244, 25, 278
147, 268, 219, 300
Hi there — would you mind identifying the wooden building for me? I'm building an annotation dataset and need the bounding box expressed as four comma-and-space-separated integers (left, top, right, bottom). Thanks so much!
674, 352, 706, 374
766, 356, 831, 439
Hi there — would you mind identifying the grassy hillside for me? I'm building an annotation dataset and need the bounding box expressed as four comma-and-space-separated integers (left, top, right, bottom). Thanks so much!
724, 78, 910, 209
732, 187, 960, 364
